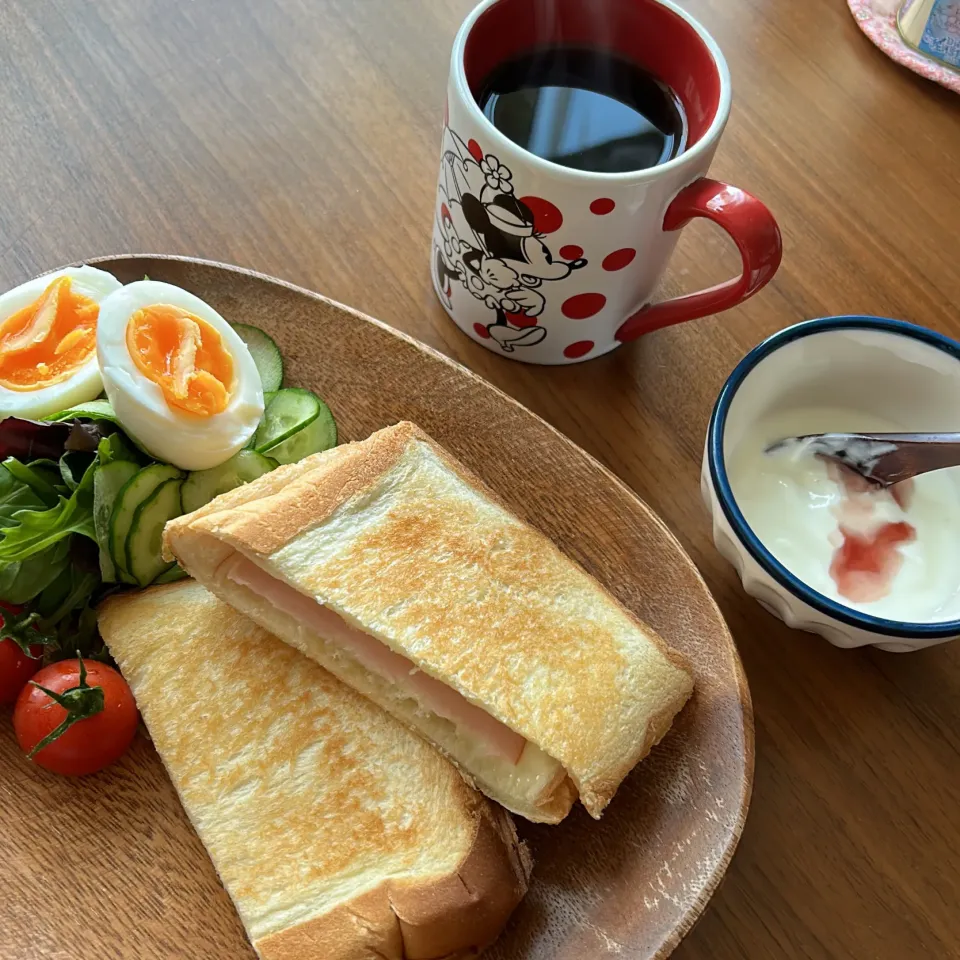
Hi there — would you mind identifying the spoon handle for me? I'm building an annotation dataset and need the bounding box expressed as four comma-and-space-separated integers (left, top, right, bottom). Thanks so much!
864, 434, 960, 485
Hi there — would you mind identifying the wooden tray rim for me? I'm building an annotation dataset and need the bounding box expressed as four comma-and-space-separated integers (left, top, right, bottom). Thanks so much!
68, 252, 757, 957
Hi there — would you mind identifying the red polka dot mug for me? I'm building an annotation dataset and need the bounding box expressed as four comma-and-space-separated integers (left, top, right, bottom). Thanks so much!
431, 0, 782, 365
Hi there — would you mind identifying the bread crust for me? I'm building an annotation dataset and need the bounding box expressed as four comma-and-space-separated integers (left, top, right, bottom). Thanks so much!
164, 422, 694, 819
164, 424, 417, 561
99, 582, 531, 960
255, 787, 531, 960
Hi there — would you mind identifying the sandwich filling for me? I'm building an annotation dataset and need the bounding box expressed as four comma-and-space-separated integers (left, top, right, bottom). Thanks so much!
224, 553, 528, 764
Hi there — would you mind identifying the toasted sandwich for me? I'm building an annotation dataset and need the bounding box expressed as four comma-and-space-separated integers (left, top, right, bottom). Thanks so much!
163, 422, 694, 823
99, 581, 530, 960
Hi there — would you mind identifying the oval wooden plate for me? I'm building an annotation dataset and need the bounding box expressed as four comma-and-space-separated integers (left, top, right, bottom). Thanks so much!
0, 256, 753, 960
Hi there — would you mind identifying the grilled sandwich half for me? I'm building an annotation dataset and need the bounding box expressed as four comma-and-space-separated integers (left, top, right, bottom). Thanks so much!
99, 581, 530, 960
163, 422, 694, 823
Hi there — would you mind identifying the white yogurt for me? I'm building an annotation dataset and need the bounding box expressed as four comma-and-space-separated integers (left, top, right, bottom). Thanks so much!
727, 407, 960, 622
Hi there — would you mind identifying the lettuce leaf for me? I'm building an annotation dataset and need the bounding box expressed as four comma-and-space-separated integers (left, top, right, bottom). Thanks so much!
0, 416, 108, 460
35, 551, 100, 627
98, 432, 140, 466
59, 451, 95, 492
0, 462, 50, 526
2, 457, 66, 506
0, 538, 71, 604
0, 422, 142, 661
33, 539, 109, 660
0, 457, 96, 562
42, 400, 118, 425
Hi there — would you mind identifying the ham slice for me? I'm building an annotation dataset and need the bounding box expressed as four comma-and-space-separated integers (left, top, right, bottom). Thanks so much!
224, 554, 527, 764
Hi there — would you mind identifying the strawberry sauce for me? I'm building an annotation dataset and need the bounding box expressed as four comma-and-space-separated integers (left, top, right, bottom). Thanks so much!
824, 461, 916, 603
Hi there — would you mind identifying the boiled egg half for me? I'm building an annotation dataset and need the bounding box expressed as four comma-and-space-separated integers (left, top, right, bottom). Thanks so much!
97, 281, 264, 470
0, 266, 123, 419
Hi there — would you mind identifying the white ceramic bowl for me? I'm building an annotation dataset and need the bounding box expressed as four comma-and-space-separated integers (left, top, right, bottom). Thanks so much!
702, 316, 960, 652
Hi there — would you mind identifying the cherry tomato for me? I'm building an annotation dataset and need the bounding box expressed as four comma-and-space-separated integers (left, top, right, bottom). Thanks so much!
0, 603, 44, 704
0, 638, 43, 704
14, 659, 138, 776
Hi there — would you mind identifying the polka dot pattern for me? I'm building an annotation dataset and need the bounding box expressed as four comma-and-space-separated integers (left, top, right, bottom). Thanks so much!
504, 310, 537, 328
590, 198, 616, 215
561, 293, 607, 320
519, 195, 563, 234
467, 139, 484, 162
602, 248, 637, 271
559, 244, 584, 260
564, 340, 595, 359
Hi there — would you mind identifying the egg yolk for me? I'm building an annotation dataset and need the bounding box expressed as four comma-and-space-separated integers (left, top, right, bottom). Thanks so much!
0, 277, 99, 391
126, 305, 233, 418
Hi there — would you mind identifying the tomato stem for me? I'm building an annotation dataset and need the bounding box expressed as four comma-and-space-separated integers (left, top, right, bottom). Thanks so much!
26, 653, 104, 758
0, 608, 57, 657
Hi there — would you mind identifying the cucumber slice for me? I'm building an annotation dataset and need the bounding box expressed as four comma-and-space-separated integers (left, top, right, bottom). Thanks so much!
253, 388, 321, 453
181, 449, 277, 514
109, 464, 182, 582
233, 324, 283, 392
94, 460, 139, 582
245, 391, 277, 449
43, 400, 119, 424
125, 477, 183, 587
266, 399, 337, 464
153, 564, 188, 585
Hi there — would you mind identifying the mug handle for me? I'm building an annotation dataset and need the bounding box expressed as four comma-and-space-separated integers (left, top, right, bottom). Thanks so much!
614, 178, 782, 343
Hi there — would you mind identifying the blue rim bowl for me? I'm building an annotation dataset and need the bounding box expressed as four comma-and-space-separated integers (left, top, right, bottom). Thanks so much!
707, 315, 960, 641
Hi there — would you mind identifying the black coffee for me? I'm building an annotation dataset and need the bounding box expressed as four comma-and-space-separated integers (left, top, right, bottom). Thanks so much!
477, 45, 687, 173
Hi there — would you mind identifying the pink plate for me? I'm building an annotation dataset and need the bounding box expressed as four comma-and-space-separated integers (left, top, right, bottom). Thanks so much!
848, 0, 960, 93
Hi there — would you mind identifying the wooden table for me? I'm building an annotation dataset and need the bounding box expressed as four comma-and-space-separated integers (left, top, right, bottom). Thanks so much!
1, 0, 958, 956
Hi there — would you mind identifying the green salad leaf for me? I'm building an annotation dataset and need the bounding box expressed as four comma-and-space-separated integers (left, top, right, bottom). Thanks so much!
98, 432, 140, 466
42, 399, 119, 425
0, 462, 50, 526
0, 538, 71, 605
1, 458, 65, 510
29, 540, 106, 660
35, 561, 100, 628
0, 457, 97, 562
59, 451, 95, 491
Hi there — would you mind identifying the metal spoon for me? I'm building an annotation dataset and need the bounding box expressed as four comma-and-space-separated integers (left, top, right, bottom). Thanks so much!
764, 432, 960, 487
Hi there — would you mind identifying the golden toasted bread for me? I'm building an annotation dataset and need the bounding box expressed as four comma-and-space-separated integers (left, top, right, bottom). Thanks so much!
164, 422, 693, 821
99, 581, 530, 960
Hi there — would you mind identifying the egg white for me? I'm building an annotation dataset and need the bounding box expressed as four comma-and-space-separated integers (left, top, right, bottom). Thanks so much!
97, 281, 264, 471
0, 266, 123, 419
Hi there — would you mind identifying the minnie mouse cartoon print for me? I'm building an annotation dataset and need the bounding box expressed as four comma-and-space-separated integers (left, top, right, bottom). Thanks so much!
433, 129, 587, 352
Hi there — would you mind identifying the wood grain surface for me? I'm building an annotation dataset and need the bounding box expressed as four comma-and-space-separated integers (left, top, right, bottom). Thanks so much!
0, 1, 958, 958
